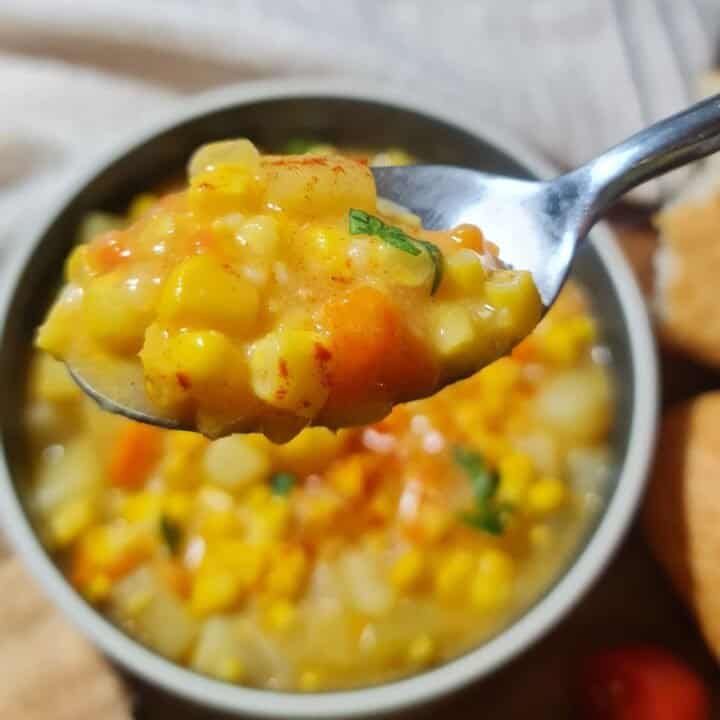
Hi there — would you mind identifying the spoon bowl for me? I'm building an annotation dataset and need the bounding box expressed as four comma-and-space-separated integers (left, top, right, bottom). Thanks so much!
374, 92, 720, 309
64, 93, 720, 430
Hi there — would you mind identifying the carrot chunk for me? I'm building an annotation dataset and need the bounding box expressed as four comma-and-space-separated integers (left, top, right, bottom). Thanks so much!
107, 422, 163, 489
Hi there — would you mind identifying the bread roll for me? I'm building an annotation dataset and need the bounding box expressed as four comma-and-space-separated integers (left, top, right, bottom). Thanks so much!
643, 392, 720, 659
653, 71, 720, 366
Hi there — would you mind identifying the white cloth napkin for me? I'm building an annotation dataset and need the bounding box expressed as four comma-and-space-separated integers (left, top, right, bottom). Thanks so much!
0, 0, 718, 255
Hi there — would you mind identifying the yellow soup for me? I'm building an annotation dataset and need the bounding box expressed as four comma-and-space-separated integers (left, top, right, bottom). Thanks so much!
25, 285, 611, 690
37, 139, 542, 441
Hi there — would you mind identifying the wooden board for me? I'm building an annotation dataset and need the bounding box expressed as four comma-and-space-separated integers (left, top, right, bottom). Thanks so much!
0, 536, 131, 720
1, 213, 718, 719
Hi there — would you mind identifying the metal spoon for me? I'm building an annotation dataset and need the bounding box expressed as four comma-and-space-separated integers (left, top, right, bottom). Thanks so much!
71, 93, 720, 429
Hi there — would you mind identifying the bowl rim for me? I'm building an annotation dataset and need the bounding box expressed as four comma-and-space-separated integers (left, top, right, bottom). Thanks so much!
0, 75, 659, 719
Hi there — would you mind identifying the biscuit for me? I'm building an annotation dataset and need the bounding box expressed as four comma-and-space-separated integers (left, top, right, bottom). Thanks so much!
643, 392, 720, 659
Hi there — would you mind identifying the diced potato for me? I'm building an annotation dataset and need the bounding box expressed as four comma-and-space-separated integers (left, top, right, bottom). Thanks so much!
249, 328, 329, 417
337, 550, 394, 615
30, 439, 100, 519
157, 255, 260, 336
110, 566, 197, 660
203, 435, 271, 489
191, 617, 246, 681
534, 367, 612, 443
262, 155, 375, 216
232, 619, 292, 687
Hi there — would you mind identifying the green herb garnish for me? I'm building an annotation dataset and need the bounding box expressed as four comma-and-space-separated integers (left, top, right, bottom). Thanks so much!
459, 504, 512, 536
284, 138, 321, 154
159, 514, 183, 554
453, 446, 498, 502
453, 446, 511, 535
270, 471, 296, 495
348, 209, 444, 294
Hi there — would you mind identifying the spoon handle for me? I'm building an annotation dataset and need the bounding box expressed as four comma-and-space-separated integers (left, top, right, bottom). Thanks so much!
581, 93, 720, 214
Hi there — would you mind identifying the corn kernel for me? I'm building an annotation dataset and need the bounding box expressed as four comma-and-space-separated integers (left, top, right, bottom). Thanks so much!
529, 523, 552, 548
444, 249, 487, 295
390, 548, 424, 591
407, 634, 435, 665
198, 509, 237, 538
264, 546, 307, 598
164, 492, 193, 523
326, 456, 366, 499
190, 566, 243, 616
65, 245, 95, 284
428, 304, 479, 372
30, 354, 79, 403
85, 573, 112, 603
124, 587, 153, 616
216, 657, 245, 683
540, 325, 579, 366
245, 484, 271, 508
527, 477, 566, 515
299, 669, 322, 692
49, 497, 94, 547
374, 240, 433, 288
474, 431, 512, 466
249, 328, 329, 416
141, 327, 248, 417
264, 598, 297, 632
368, 490, 395, 521
157, 255, 259, 336
300, 224, 351, 279
497, 452, 535, 505
301, 492, 341, 531
129, 193, 159, 220
248, 498, 290, 544
370, 149, 415, 167
122, 492, 163, 525
484, 270, 542, 340
434, 548, 475, 599
568, 315, 596, 345
84, 271, 159, 354
271, 427, 345, 476
449, 224, 486, 252
480, 357, 520, 393
189, 139, 261, 179
469, 549, 515, 612
416, 505, 453, 543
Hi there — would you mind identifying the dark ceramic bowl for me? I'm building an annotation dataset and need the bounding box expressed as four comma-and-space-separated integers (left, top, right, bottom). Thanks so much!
0, 78, 658, 719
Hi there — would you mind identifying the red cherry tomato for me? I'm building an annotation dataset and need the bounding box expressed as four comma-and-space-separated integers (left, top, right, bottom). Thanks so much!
575, 644, 710, 720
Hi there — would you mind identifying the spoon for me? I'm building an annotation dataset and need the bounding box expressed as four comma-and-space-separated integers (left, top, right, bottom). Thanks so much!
71, 93, 720, 429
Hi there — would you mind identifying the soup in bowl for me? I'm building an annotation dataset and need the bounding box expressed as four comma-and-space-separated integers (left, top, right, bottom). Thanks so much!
0, 80, 657, 718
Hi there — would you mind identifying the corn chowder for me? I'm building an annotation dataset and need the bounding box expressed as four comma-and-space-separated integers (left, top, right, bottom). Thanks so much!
25, 276, 612, 691
36, 139, 542, 441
